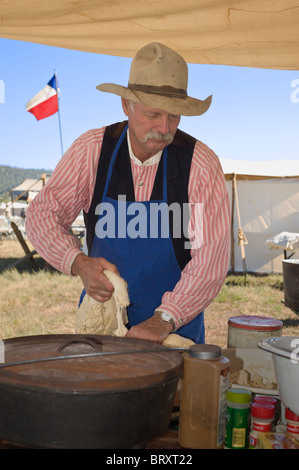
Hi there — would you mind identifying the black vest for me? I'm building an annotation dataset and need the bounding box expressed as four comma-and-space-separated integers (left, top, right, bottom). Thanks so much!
84, 121, 196, 271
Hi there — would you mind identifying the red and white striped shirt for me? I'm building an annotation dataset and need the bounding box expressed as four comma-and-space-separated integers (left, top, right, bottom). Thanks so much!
25, 127, 230, 330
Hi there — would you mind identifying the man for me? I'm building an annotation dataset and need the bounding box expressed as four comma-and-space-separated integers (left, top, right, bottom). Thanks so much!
26, 42, 230, 345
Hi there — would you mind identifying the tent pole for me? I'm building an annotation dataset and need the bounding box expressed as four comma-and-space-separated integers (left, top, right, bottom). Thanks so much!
54, 69, 64, 157
231, 175, 235, 273
233, 173, 248, 285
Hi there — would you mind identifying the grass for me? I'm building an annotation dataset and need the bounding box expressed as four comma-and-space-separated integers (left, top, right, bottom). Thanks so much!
205, 273, 299, 347
1, 239, 299, 345
0, 239, 82, 338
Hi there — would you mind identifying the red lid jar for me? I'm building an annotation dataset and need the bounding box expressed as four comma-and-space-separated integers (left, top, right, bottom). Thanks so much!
285, 408, 299, 440
249, 403, 275, 448
227, 315, 283, 348
254, 396, 277, 407
251, 402, 275, 420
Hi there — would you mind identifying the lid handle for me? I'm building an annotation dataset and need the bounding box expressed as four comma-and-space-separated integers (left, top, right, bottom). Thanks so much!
58, 337, 102, 352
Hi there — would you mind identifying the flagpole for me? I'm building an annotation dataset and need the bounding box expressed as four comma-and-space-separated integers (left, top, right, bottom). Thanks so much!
54, 69, 64, 157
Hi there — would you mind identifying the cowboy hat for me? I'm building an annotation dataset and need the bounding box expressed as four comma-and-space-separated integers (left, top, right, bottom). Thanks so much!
96, 42, 212, 116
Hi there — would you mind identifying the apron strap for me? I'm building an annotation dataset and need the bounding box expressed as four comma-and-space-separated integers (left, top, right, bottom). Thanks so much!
162, 147, 168, 202
102, 124, 128, 199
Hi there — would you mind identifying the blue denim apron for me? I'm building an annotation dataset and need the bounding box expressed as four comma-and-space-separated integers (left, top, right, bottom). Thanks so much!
80, 125, 204, 343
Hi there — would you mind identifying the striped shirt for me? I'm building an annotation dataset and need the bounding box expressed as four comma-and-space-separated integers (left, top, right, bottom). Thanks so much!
25, 127, 231, 330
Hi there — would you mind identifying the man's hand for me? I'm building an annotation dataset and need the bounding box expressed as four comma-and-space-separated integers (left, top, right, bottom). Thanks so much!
125, 313, 174, 344
72, 253, 118, 302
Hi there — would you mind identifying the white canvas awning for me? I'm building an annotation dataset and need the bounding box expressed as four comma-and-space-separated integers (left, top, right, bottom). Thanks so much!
11, 176, 50, 204
12, 178, 48, 192
1, 0, 299, 70
221, 158, 299, 180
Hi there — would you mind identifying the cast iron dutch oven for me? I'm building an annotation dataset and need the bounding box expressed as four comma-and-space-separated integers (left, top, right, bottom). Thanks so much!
0, 334, 183, 449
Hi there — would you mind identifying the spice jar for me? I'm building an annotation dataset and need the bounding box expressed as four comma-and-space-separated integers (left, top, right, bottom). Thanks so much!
249, 402, 275, 449
285, 408, 299, 441
253, 396, 277, 407
179, 344, 230, 449
253, 396, 278, 425
225, 388, 252, 449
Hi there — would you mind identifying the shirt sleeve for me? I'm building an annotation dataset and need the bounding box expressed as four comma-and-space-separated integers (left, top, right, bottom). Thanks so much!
158, 140, 231, 330
25, 129, 105, 274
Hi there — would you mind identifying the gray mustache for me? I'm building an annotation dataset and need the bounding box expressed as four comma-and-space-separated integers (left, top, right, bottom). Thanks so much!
141, 130, 174, 144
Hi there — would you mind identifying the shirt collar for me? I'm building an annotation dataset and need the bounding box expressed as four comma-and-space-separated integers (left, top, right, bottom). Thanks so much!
127, 129, 162, 166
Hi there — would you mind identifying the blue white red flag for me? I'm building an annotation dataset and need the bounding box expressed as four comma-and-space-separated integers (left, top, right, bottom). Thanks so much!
26, 75, 59, 120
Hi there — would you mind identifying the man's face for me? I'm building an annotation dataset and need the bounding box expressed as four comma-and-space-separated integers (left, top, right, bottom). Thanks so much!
122, 99, 181, 162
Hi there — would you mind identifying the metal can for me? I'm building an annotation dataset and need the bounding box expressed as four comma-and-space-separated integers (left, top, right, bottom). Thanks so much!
227, 315, 283, 348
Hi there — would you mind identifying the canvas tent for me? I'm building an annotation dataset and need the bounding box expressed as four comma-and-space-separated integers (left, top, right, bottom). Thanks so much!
11, 175, 50, 202
0, 176, 50, 230
1, 0, 299, 70
8, 175, 84, 236
221, 158, 299, 273
12, 178, 48, 193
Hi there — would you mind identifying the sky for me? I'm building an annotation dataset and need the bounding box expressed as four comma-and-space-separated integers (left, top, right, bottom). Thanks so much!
0, 37, 299, 171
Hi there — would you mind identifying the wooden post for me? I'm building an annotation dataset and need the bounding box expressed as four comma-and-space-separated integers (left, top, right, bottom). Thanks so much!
233, 174, 248, 285
230, 174, 235, 273
8, 222, 37, 270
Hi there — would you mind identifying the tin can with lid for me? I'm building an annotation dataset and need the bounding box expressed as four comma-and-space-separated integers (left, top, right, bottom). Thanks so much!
227, 315, 283, 348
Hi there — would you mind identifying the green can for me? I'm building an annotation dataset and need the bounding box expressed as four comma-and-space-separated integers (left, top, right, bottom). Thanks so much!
225, 388, 252, 449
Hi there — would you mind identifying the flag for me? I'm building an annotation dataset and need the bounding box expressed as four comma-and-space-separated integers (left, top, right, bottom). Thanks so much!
26, 75, 59, 121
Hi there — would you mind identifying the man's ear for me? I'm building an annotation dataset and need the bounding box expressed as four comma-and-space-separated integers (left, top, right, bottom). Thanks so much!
121, 97, 130, 117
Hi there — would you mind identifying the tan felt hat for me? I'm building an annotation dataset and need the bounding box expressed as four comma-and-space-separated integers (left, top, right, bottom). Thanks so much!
96, 42, 212, 116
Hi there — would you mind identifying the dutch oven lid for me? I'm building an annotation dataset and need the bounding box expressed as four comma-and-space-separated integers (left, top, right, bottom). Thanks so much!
0, 334, 183, 393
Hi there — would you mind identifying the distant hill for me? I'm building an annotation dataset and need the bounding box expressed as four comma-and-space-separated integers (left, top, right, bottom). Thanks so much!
0, 165, 52, 200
